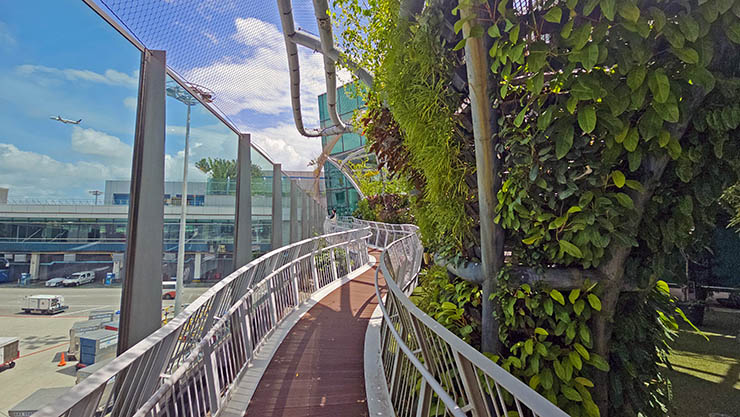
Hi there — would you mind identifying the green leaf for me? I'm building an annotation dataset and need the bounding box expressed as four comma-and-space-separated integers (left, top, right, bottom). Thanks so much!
618, 2, 640, 23
562, 386, 583, 402
612, 170, 625, 188
522, 235, 539, 245
560, 240, 584, 258
567, 96, 579, 114
658, 130, 671, 147
627, 66, 646, 91
615, 192, 634, 209
587, 293, 602, 311
578, 105, 597, 133
623, 128, 639, 152
569, 289, 581, 304
569, 22, 592, 50
452, 38, 466, 51
726, 22, 740, 44
650, 7, 666, 31
514, 107, 527, 127
543, 298, 554, 315
576, 377, 595, 387
668, 137, 682, 159
561, 19, 574, 39
649, 69, 670, 103
553, 359, 567, 381
663, 24, 685, 49
678, 14, 700, 42
574, 299, 586, 315
672, 47, 699, 64
556, 124, 575, 159
574, 343, 590, 360
535, 327, 549, 336
601, 0, 616, 20
579, 323, 592, 344
509, 24, 520, 43
524, 338, 534, 355
488, 24, 500, 38
569, 351, 583, 370
583, 43, 599, 70
628, 148, 642, 172
589, 354, 610, 371
529, 374, 541, 389
624, 179, 644, 192
550, 289, 566, 306
544, 7, 562, 23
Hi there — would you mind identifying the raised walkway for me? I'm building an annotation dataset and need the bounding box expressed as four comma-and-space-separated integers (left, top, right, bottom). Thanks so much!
224, 253, 384, 416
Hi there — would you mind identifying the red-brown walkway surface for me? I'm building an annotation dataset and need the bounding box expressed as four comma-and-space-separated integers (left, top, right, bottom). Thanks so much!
245, 254, 385, 417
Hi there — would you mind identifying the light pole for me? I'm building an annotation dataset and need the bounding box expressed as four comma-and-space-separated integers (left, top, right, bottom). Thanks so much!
166, 82, 212, 316
88, 190, 103, 205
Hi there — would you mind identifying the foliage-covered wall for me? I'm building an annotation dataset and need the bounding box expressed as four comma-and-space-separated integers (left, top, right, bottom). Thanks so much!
333, 0, 740, 415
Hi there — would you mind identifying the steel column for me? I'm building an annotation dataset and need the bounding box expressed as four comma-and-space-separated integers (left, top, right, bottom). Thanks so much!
271, 164, 283, 249
289, 180, 299, 243
233, 133, 253, 273
119, 49, 166, 354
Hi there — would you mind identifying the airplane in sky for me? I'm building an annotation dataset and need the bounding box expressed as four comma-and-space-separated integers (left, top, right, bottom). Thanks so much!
50, 115, 82, 124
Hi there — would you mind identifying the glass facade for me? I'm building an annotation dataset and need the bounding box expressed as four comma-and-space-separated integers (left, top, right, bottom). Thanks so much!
318, 84, 367, 216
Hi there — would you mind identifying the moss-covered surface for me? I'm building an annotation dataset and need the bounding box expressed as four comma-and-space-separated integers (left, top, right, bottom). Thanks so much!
666, 308, 740, 417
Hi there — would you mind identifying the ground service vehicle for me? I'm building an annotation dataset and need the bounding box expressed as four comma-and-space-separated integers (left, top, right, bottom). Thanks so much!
21, 295, 68, 314
0, 337, 20, 371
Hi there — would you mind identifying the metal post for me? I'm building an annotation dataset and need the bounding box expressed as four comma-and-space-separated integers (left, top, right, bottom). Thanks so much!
301, 193, 309, 240
271, 164, 283, 249
174, 101, 192, 316
119, 49, 166, 354
233, 133, 253, 273
461, 3, 502, 354
289, 181, 299, 243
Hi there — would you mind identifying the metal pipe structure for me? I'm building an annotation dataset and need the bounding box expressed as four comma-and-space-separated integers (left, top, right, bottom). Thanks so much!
276, 0, 373, 138
313, 0, 347, 130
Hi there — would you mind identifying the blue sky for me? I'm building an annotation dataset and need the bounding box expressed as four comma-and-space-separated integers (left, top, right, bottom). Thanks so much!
0, 0, 341, 200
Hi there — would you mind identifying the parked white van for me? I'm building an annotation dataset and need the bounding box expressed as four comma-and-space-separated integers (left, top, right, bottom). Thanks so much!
63, 271, 95, 287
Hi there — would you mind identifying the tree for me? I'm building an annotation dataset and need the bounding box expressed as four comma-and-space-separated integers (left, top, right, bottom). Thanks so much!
195, 157, 237, 180
334, 0, 740, 415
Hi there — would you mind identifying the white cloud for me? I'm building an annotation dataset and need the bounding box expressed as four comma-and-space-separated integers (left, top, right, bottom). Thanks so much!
123, 97, 137, 110
70, 127, 132, 160
0, 143, 130, 199
16, 65, 138, 88
183, 17, 351, 123
248, 122, 323, 171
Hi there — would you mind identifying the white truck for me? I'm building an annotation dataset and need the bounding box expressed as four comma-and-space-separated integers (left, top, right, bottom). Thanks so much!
20, 295, 68, 315
63, 271, 95, 287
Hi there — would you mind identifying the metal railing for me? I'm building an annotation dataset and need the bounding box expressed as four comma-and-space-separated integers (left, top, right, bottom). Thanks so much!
33, 227, 371, 417
342, 218, 569, 417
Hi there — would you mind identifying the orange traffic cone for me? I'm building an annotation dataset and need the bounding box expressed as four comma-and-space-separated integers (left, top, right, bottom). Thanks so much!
57, 352, 66, 367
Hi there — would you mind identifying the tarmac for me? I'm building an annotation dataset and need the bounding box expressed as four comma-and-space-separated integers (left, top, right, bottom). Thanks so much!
0, 282, 207, 416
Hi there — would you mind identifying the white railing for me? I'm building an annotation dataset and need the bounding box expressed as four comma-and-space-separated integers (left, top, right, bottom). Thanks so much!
33, 227, 371, 417
343, 218, 569, 417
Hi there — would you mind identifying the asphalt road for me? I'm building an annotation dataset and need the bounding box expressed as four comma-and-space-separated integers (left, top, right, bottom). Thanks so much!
0, 284, 208, 415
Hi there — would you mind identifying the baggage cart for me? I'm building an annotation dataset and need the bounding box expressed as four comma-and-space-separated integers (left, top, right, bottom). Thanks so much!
0, 337, 19, 371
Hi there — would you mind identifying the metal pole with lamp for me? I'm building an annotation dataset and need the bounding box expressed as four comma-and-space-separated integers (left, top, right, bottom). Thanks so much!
166, 82, 213, 316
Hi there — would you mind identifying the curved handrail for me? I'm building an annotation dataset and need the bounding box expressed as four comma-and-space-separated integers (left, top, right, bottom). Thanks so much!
33, 226, 372, 417
346, 218, 569, 417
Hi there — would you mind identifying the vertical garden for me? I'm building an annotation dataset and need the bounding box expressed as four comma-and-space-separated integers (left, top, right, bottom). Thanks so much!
333, 0, 740, 416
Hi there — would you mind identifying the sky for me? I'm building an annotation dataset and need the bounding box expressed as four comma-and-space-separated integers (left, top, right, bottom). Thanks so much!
0, 0, 348, 200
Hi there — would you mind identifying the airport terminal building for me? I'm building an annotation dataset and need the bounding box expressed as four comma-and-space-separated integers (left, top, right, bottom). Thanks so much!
0, 172, 323, 284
